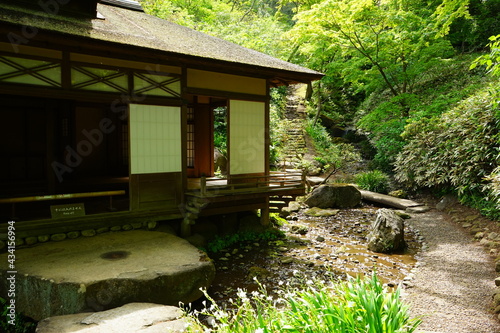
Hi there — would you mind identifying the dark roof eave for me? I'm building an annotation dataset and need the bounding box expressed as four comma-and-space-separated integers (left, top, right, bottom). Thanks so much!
0, 21, 324, 85
146, 46, 325, 85
79, 36, 325, 85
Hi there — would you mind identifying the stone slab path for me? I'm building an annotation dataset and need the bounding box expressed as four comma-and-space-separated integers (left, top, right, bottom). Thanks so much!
405, 210, 500, 333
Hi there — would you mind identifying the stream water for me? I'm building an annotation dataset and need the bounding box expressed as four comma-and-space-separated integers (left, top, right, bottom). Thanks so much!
204, 203, 421, 309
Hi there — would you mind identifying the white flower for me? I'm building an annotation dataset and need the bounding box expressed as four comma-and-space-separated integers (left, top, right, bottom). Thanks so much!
237, 288, 248, 300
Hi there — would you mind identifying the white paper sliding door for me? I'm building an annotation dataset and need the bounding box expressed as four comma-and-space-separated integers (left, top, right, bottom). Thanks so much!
129, 104, 182, 174
229, 100, 265, 175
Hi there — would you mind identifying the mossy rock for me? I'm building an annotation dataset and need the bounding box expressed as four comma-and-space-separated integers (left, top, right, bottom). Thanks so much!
304, 207, 339, 217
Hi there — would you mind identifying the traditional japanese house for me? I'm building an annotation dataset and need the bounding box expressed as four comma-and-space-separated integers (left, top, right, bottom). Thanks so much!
0, 0, 323, 239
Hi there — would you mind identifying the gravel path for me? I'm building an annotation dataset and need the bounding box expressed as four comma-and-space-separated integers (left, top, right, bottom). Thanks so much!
405, 209, 500, 333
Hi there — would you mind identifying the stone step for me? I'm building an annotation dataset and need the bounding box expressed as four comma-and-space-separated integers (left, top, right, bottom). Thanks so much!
189, 198, 209, 209
185, 205, 200, 215
36, 303, 188, 333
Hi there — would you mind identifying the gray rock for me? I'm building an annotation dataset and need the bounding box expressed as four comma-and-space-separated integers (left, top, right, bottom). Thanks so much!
281, 201, 302, 218
38, 235, 50, 243
81, 229, 96, 237
288, 201, 302, 212
122, 224, 133, 231
488, 232, 500, 242
0, 231, 215, 321
66, 231, 80, 239
50, 233, 66, 242
436, 194, 459, 211
279, 209, 292, 218
367, 209, 405, 253
304, 184, 361, 209
36, 302, 188, 333
290, 224, 308, 235
25, 237, 38, 246
316, 236, 325, 242
96, 227, 109, 234
131, 222, 143, 229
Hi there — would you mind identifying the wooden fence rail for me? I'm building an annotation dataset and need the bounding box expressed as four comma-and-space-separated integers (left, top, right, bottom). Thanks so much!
197, 171, 306, 196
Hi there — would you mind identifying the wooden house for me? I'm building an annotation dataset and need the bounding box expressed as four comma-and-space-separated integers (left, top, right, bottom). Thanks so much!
0, 0, 323, 239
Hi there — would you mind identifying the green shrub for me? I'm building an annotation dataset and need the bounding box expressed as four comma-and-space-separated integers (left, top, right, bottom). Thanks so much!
185, 273, 421, 333
394, 83, 499, 196
394, 82, 500, 219
305, 118, 333, 151
354, 170, 390, 193
304, 119, 362, 172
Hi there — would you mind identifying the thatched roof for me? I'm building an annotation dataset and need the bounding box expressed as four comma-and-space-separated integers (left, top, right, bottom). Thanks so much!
0, 1, 323, 85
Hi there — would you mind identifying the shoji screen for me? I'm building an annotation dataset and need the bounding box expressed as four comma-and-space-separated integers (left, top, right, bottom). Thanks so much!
129, 104, 182, 174
229, 100, 265, 174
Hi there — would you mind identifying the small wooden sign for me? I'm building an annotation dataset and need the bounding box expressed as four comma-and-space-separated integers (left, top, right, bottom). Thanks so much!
50, 203, 86, 219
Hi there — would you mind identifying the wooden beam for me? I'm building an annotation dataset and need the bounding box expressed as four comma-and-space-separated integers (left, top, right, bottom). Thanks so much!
0, 190, 126, 204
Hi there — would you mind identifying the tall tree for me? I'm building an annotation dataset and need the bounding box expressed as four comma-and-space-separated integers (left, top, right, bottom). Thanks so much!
288, 0, 457, 117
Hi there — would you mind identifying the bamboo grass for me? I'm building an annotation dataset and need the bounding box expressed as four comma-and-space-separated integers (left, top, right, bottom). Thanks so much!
185, 273, 421, 332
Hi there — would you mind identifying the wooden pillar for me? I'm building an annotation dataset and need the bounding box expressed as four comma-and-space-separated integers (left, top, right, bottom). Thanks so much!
260, 197, 270, 226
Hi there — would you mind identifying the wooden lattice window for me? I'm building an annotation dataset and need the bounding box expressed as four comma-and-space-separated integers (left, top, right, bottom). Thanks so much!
0, 55, 61, 87
133, 72, 181, 97
71, 66, 128, 93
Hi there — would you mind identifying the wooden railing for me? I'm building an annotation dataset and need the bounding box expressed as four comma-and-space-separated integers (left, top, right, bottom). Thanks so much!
193, 171, 306, 197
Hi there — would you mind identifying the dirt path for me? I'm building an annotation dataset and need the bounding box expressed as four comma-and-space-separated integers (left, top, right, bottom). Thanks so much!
405, 209, 500, 333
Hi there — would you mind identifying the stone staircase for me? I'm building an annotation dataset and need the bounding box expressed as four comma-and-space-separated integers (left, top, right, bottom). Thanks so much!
181, 196, 209, 236
270, 85, 309, 212
279, 85, 308, 168
269, 195, 296, 213
280, 119, 307, 166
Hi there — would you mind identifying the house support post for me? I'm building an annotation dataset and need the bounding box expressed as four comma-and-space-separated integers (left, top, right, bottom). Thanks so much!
260, 197, 270, 226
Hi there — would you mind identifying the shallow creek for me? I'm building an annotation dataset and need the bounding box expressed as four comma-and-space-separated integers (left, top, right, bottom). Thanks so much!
204, 204, 421, 309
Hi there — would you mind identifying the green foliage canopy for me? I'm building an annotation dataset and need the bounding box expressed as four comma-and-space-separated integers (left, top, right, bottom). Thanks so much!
288, 0, 457, 102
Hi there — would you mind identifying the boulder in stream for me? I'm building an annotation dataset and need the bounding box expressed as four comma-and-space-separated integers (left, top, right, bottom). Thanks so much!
304, 184, 361, 209
367, 208, 405, 253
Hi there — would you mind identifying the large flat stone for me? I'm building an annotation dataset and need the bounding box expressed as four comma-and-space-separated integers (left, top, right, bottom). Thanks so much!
36, 303, 188, 333
0, 231, 215, 321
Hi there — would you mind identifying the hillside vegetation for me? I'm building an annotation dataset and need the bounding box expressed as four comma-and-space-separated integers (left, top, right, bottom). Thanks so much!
140, 0, 500, 219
